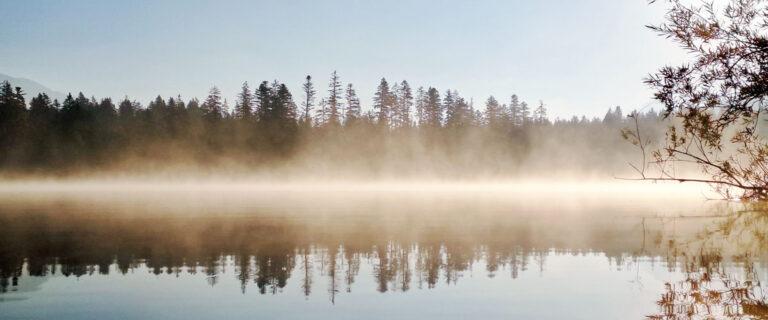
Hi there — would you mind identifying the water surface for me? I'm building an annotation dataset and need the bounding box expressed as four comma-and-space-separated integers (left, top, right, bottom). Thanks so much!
0, 183, 766, 319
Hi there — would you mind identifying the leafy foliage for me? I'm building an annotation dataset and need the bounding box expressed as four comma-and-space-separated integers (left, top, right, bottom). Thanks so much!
629, 0, 768, 199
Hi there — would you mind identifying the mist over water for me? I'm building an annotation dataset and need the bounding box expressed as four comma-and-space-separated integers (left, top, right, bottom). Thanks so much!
1, 184, 765, 319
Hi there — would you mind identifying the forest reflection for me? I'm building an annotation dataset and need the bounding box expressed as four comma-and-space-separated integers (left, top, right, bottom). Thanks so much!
0, 191, 766, 318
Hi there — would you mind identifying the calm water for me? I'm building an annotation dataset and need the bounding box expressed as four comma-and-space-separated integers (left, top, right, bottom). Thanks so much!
0, 183, 767, 319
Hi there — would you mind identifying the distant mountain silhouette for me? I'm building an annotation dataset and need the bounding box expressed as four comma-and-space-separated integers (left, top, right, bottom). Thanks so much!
0, 73, 66, 102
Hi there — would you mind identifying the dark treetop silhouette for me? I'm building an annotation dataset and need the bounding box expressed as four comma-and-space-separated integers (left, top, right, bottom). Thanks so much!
0, 77, 669, 178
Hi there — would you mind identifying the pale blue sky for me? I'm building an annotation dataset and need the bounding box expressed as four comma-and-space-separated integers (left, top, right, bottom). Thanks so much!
0, 0, 686, 118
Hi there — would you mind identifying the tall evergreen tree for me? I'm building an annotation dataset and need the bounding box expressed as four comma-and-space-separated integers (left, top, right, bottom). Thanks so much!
118, 97, 136, 118
443, 90, 457, 126
96, 98, 117, 118
344, 83, 361, 125
201, 86, 223, 121
454, 97, 473, 128
255, 81, 272, 122
415, 87, 426, 126
235, 82, 254, 120
94, 98, 117, 150
373, 78, 393, 127
29, 93, 52, 117
602, 106, 624, 124
27, 93, 55, 165
315, 98, 328, 126
446, 91, 473, 129
147, 95, 169, 135
509, 94, 521, 126
533, 100, 548, 125
393, 80, 413, 128
423, 87, 442, 128
326, 71, 342, 126
301, 75, 315, 126
519, 101, 530, 125
0, 81, 27, 159
484, 96, 503, 127
58, 92, 97, 162
273, 83, 297, 123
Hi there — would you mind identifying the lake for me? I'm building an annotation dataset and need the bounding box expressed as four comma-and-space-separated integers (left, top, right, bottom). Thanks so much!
0, 182, 766, 319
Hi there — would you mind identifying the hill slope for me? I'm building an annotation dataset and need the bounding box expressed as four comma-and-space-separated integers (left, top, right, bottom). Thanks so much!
0, 73, 67, 102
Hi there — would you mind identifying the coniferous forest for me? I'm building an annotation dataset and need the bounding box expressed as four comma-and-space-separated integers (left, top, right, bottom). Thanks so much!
0, 73, 667, 178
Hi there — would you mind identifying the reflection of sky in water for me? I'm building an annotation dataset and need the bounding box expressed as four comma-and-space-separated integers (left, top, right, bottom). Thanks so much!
0, 185, 766, 319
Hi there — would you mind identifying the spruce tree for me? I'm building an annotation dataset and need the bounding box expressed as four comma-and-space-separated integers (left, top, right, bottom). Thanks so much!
519, 101, 530, 125
201, 86, 223, 121
509, 94, 521, 126
373, 78, 393, 127
235, 82, 254, 120
301, 75, 315, 126
394, 80, 413, 128
533, 100, 548, 125
423, 87, 442, 128
415, 87, 426, 126
326, 71, 342, 126
274, 83, 297, 123
315, 98, 328, 126
255, 81, 272, 122
345, 83, 361, 125
484, 96, 503, 127
443, 90, 456, 126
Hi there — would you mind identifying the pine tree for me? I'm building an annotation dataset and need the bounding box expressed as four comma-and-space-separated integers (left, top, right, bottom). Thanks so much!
235, 82, 254, 120
186, 98, 200, 111
423, 87, 442, 127
222, 99, 231, 118
484, 96, 503, 127
602, 106, 623, 124
373, 78, 393, 127
121, 96, 140, 116
0, 82, 27, 152
326, 71, 342, 126
96, 98, 117, 118
345, 83, 361, 125
273, 83, 297, 123
201, 86, 223, 121
315, 98, 328, 126
446, 91, 473, 129
301, 75, 315, 126
509, 94, 521, 126
26, 93, 57, 165
393, 80, 413, 128
415, 87, 426, 126
455, 97, 473, 128
148, 95, 167, 112
519, 101, 530, 125
390, 81, 400, 125
255, 81, 272, 122
533, 100, 548, 125
443, 90, 456, 126
29, 93, 52, 116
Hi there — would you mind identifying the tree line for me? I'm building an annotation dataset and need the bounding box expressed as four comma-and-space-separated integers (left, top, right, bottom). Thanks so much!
0, 74, 665, 175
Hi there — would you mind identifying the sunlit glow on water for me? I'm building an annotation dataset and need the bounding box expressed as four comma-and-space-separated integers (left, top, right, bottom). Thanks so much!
0, 182, 764, 319
0, 178, 711, 196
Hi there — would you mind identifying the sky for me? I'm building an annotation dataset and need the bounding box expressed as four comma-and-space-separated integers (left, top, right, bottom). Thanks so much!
0, 0, 688, 119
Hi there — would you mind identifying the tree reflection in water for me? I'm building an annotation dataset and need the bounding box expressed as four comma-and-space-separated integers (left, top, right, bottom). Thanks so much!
0, 193, 767, 319
647, 206, 768, 319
